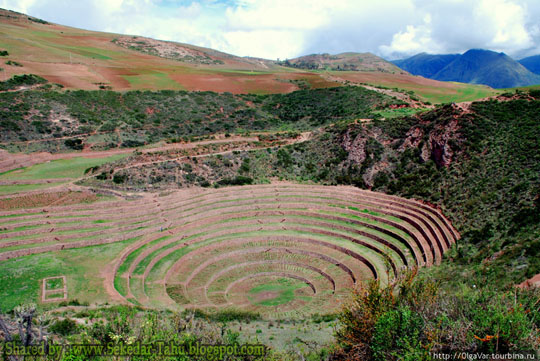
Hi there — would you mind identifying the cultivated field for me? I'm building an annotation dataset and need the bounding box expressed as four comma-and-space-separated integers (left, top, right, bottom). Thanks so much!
324, 71, 500, 103
0, 8, 497, 102
0, 183, 458, 318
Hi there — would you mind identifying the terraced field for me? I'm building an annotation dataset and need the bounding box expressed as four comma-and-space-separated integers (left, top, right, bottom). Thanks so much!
0, 184, 458, 317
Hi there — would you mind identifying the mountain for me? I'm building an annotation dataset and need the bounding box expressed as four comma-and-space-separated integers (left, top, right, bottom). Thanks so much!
433, 49, 540, 88
392, 53, 459, 78
394, 49, 540, 88
519, 55, 540, 75
0, 7, 498, 102
0, 8, 334, 93
280, 52, 406, 73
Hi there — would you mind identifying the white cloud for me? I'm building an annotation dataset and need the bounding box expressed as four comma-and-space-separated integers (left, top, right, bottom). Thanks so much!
222, 29, 305, 59
477, 0, 533, 51
224, 0, 330, 31
380, 0, 538, 58
0, 0, 37, 14
1, 0, 540, 59
379, 14, 444, 57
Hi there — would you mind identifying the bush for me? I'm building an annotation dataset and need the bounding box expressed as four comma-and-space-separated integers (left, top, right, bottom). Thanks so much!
371, 307, 428, 361
333, 269, 540, 360
121, 139, 145, 148
0, 74, 47, 91
113, 173, 126, 184
311, 313, 337, 323
64, 138, 83, 150
5, 60, 22, 67
50, 318, 77, 336
216, 176, 253, 186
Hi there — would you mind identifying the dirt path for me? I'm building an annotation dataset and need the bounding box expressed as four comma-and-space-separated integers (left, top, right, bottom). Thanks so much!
320, 73, 432, 109
517, 273, 540, 289
454, 92, 537, 115
77, 132, 312, 177
0, 132, 312, 174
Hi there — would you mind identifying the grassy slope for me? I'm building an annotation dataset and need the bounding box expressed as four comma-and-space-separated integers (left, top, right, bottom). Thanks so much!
0, 8, 499, 103
0, 154, 126, 180
0, 237, 140, 310
326, 71, 500, 103
0, 8, 332, 93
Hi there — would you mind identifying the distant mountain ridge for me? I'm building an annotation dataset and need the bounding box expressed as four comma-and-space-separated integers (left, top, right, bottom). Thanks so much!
393, 49, 540, 88
280, 52, 406, 73
519, 55, 540, 75
392, 53, 459, 78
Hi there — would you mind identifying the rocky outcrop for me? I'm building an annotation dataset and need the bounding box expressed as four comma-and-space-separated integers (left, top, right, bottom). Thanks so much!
425, 116, 459, 167
401, 108, 462, 167
341, 128, 367, 164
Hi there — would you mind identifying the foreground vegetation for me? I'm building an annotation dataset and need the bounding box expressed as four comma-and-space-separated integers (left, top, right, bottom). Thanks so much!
334, 269, 540, 360
0, 305, 335, 360
1, 271, 538, 360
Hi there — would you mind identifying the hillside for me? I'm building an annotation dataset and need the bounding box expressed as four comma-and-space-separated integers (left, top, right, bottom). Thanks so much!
279, 52, 405, 73
433, 49, 540, 88
520, 55, 540, 75
392, 52, 459, 78
0, 8, 343, 93
91, 92, 540, 286
0, 8, 501, 103
394, 49, 540, 88
1, 6, 540, 360
0, 86, 403, 157
0, 83, 539, 359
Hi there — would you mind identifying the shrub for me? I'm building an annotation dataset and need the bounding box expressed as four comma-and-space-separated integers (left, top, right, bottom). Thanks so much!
333, 269, 540, 360
276, 148, 293, 168
121, 139, 145, 148
113, 173, 126, 184
0, 74, 47, 91
5, 60, 22, 67
64, 138, 83, 150
371, 307, 428, 361
50, 318, 77, 336
216, 176, 253, 186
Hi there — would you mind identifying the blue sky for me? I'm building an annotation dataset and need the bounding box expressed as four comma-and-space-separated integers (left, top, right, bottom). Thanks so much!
2, 0, 540, 60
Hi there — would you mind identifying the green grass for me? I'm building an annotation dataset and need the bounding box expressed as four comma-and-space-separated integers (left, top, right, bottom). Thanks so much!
45, 277, 64, 290
29, 30, 59, 38
114, 275, 128, 298
0, 236, 141, 311
0, 225, 110, 243
0, 154, 127, 180
0, 182, 65, 195
418, 83, 498, 104
146, 228, 391, 287
374, 108, 429, 119
0, 224, 42, 234
122, 72, 184, 89
45, 292, 64, 299
247, 278, 312, 306
132, 236, 172, 275
0, 212, 44, 219
53, 44, 124, 60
